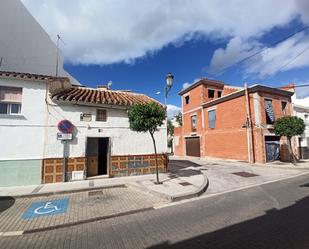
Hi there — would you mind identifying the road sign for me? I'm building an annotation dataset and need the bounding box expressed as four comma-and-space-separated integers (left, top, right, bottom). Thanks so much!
57, 120, 74, 134
22, 198, 69, 219
57, 133, 73, 140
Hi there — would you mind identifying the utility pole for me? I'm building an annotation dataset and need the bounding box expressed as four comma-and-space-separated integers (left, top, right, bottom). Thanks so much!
244, 82, 254, 164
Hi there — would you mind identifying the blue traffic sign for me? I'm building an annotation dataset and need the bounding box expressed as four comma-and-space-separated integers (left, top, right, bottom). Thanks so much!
22, 198, 69, 219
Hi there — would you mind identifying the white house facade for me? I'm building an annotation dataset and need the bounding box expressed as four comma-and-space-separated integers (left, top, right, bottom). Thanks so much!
0, 71, 167, 187
292, 96, 309, 159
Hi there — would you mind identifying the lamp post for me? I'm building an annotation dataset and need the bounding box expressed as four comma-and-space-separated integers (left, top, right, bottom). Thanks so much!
164, 73, 174, 155
165, 73, 174, 106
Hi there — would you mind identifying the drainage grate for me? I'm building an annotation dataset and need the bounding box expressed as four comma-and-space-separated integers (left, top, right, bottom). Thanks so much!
232, 172, 259, 177
179, 182, 193, 186
88, 190, 103, 196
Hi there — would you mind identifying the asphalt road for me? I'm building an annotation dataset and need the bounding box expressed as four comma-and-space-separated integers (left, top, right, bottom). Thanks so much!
1, 173, 309, 249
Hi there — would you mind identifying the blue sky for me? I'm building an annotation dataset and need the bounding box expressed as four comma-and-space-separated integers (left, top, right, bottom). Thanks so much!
22, 0, 309, 117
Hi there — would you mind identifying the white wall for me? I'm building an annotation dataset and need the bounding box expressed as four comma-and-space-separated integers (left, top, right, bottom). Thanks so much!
0, 78, 48, 160
294, 106, 309, 147
44, 101, 167, 158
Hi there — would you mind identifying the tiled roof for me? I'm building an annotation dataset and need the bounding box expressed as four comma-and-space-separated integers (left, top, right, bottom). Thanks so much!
51, 87, 160, 107
0, 70, 69, 82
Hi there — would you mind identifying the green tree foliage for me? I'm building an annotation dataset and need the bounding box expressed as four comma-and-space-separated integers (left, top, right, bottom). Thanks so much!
274, 116, 305, 163
175, 112, 182, 126
128, 102, 166, 183
167, 119, 174, 137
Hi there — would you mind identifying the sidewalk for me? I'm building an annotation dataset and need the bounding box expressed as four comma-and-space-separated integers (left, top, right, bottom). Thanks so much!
0, 164, 208, 235
169, 156, 309, 197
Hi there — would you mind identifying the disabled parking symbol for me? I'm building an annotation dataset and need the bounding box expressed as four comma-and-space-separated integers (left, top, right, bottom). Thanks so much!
22, 198, 69, 219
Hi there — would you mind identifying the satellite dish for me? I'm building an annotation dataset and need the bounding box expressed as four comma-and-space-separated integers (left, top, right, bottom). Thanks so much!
107, 81, 112, 89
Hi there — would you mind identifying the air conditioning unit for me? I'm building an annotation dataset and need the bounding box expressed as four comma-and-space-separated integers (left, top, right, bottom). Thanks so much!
71, 171, 84, 181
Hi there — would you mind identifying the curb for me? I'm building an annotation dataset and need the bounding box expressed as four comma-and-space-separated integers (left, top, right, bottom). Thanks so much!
0, 207, 154, 236
6, 184, 126, 199
127, 171, 209, 202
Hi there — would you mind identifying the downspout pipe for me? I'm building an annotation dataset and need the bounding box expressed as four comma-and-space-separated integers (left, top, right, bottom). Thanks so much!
244, 82, 255, 164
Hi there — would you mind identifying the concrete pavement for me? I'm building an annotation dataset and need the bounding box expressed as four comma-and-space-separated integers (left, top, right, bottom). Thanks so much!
1, 170, 309, 248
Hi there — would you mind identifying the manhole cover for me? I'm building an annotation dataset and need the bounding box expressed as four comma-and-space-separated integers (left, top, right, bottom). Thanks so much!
232, 172, 259, 177
88, 190, 103, 196
179, 182, 193, 186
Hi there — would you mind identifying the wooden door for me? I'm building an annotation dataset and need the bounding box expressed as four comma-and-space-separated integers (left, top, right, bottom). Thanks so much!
185, 137, 200, 157
86, 138, 98, 177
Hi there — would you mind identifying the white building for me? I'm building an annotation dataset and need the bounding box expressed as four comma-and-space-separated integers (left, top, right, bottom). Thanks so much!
0, 71, 167, 187
0, 0, 80, 85
292, 95, 309, 159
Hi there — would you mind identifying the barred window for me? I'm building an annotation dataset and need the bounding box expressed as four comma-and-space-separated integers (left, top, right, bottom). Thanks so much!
96, 109, 107, 122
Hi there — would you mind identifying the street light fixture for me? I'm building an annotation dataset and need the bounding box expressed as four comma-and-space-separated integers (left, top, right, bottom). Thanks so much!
165, 73, 174, 105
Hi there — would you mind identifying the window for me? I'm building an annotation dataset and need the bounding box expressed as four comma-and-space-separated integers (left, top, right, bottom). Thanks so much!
208, 110, 216, 128
264, 99, 275, 124
304, 114, 308, 120
218, 91, 222, 98
191, 115, 197, 130
0, 86, 22, 115
281, 101, 287, 115
208, 89, 215, 98
185, 95, 190, 105
96, 109, 107, 121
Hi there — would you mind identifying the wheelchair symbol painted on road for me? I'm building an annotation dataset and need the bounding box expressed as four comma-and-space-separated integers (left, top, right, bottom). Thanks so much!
22, 198, 69, 219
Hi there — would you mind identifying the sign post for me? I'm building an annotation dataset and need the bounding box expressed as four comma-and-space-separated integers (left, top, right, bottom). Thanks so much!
57, 120, 74, 182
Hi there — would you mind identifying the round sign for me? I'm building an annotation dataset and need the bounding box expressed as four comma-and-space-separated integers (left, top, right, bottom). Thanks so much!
57, 120, 74, 134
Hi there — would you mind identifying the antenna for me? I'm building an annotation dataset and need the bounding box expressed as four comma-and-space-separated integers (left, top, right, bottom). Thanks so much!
56, 34, 66, 77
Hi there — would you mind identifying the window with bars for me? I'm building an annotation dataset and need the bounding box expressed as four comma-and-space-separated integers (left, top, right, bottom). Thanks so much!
0, 86, 22, 115
265, 99, 275, 124
96, 109, 107, 122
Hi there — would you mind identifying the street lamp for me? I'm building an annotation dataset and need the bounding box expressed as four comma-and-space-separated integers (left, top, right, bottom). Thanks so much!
164, 73, 174, 157
165, 73, 174, 106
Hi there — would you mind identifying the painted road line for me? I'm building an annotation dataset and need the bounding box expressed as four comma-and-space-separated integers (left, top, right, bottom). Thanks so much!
154, 171, 309, 209
1, 231, 24, 237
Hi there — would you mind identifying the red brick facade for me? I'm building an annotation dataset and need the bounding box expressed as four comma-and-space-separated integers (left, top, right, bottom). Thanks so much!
174, 79, 295, 164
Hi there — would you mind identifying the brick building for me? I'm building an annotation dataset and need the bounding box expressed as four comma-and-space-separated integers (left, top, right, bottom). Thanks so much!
174, 79, 295, 164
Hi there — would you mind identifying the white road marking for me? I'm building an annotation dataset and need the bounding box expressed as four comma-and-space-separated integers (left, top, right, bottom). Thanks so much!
1, 231, 24, 237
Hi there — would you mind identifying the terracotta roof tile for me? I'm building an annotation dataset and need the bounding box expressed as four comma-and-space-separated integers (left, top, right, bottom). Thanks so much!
51, 87, 160, 107
0, 70, 69, 82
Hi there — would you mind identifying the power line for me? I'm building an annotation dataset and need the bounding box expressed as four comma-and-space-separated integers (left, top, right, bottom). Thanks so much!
209, 25, 309, 77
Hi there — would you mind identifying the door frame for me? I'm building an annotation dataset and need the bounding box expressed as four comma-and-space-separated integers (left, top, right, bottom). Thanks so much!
86, 137, 111, 178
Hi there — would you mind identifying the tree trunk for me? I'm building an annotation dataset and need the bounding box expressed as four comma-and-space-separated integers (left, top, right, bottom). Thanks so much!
287, 137, 296, 165
150, 132, 160, 184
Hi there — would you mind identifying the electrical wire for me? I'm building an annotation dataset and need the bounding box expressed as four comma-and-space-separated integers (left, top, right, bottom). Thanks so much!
209, 25, 309, 77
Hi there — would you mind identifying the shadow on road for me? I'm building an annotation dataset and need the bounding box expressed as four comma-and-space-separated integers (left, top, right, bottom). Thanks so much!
0, 196, 15, 214
148, 194, 309, 249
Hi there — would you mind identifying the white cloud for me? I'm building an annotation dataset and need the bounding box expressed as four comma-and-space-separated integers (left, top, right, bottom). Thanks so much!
21, 0, 302, 65
295, 83, 309, 98
166, 104, 181, 118
209, 33, 309, 78
182, 82, 191, 89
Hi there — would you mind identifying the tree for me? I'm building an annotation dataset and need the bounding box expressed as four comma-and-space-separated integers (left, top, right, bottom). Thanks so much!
128, 102, 166, 184
274, 116, 305, 164
175, 112, 182, 126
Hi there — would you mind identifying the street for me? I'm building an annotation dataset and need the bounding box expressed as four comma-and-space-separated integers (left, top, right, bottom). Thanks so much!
1, 173, 309, 249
